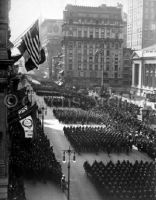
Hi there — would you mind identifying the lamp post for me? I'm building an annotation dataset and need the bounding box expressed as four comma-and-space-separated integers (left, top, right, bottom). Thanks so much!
62, 146, 76, 200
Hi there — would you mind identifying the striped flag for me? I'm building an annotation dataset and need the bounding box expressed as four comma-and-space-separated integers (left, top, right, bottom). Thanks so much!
18, 20, 45, 71
23, 20, 40, 68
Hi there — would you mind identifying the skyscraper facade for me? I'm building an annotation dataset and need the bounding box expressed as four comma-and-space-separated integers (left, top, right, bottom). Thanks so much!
127, 0, 156, 50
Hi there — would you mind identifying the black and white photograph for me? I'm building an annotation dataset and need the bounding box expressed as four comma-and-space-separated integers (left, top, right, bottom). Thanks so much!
0, 0, 156, 199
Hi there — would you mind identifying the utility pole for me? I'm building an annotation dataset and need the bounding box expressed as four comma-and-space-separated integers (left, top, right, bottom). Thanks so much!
62, 146, 76, 200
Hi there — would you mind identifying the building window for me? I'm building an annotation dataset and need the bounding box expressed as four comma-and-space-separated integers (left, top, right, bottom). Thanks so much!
115, 43, 118, 49
69, 42, 73, 50
95, 64, 98, 70
78, 31, 82, 37
89, 30, 93, 38
101, 29, 105, 38
89, 64, 93, 70
106, 29, 110, 37
83, 49, 87, 55
114, 72, 118, 78
95, 29, 99, 38
78, 42, 81, 48
106, 63, 109, 71
89, 56, 93, 61
83, 64, 87, 70
107, 50, 110, 56
69, 64, 72, 70
84, 43, 87, 49
69, 30, 73, 36
84, 30, 87, 37
115, 65, 118, 71
69, 53, 73, 57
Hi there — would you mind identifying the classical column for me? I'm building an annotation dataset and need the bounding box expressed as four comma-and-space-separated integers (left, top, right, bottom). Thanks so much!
131, 62, 135, 87
138, 61, 142, 95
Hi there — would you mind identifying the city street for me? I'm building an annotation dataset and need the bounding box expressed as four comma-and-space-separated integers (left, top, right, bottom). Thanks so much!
25, 105, 152, 200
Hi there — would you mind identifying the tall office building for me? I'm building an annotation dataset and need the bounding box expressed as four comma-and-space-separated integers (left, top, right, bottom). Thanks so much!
62, 4, 124, 88
127, 0, 156, 50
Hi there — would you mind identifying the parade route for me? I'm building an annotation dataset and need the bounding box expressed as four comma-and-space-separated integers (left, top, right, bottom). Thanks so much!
25, 106, 152, 200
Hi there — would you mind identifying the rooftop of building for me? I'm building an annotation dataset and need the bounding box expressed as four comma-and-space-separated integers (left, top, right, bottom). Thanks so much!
65, 4, 122, 13
40, 19, 63, 28
133, 44, 156, 59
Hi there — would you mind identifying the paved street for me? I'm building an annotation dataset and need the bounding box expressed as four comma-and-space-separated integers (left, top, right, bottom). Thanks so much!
25, 106, 152, 200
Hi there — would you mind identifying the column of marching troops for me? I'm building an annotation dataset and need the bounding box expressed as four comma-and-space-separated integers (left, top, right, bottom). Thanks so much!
8, 90, 156, 200
8, 105, 62, 200
49, 95, 156, 200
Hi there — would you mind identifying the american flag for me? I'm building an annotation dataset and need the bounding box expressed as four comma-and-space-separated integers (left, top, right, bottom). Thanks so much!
23, 20, 40, 68
18, 20, 45, 71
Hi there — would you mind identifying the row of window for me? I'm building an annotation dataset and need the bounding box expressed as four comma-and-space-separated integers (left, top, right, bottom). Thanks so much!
67, 66, 121, 78
67, 43, 122, 51
68, 64, 119, 71
65, 30, 121, 39
67, 18, 122, 26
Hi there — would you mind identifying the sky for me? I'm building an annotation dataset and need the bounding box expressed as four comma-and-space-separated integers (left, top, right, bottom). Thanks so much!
9, 0, 127, 42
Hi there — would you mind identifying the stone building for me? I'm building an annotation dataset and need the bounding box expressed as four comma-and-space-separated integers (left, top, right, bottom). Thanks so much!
62, 4, 124, 89
131, 44, 156, 96
127, 0, 156, 50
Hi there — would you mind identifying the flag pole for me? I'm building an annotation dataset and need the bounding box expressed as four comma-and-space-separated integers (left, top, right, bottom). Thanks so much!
13, 19, 39, 47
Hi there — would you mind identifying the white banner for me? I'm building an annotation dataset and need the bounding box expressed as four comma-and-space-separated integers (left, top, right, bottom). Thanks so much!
20, 115, 33, 138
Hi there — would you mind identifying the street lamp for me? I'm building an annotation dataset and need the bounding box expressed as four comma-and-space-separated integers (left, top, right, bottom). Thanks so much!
62, 146, 76, 200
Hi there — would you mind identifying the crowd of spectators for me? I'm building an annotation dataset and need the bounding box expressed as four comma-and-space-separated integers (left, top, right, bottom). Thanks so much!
84, 160, 156, 200
98, 98, 156, 159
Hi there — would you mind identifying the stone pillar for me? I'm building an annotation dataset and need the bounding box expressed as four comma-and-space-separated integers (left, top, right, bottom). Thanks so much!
138, 62, 142, 94
132, 62, 135, 87
0, 0, 12, 199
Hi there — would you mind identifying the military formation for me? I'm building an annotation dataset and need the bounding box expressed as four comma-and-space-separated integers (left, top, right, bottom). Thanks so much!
84, 160, 156, 200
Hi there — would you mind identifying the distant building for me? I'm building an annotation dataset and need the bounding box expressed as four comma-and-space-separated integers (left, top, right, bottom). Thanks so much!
131, 44, 156, 96
127, 0, 156, 50
38, 19, 63, 81
62, 4, 124, 89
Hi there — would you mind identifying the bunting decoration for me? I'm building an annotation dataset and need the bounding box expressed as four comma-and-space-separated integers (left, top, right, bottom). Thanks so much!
19, 106, 33, 138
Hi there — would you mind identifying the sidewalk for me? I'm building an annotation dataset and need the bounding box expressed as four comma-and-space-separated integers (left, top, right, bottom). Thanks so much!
25, 180, 66, 200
